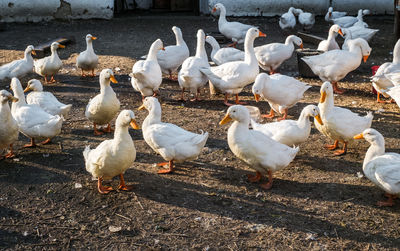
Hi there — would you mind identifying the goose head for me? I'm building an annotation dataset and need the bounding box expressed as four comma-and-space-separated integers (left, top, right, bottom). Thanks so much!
220, 105, 250, 125
100, 69, 118, 85
330, 24, 344, 37
348, 38, 371, 62
50, 42, 65, 52
354, 128, 384, 146
288, 7, 296, 13
328, 7, 333, 17
138, 96, 160, 113
172, 26, 182, 37
287, 35, 303, 48
0, 90, 18, 104
24, 79, 43, 93
197, 29, 206, 40
116, 109, 140, 129
212, 3, 225, 14
205, 35, 218, 48
252, 73, 269, 102
152, 38, 165, 52
319, 81, 333, 103
86, 34, 97, 43
303, 105, 323, 125
246, 27, 266, 42
25, 45, 36, 56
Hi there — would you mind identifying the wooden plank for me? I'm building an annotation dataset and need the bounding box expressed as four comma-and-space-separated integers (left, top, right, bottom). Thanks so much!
297, 32, 324, 45
34, 37, 75, 58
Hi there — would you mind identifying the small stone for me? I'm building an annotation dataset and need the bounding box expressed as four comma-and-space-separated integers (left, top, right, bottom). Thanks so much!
23, 231, 28, 236
13, 158, 20, 162
222, 157, 227, 161
154, 239, 160, 245
356, 172, 364, 178
114, 67, 121, 72
376, 108, 385, 113
43, 153, 49, 157
256, 192, 263, 198
194, 217, 202, 222
74, 183, 83, 189
305, 233, 317, 241
351, 101, 357, 105
109, 226, 122, 232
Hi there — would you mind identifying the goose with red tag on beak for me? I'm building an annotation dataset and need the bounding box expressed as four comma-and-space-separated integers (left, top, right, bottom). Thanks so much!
353, 128, 400, 207
0, 90, 19, 159
220, 105, 298, 190
77, 34, 99, 77
84, 110, 140, 194
302, 38, 371, 94
85, 69, 120, 135
34, 42, 64, 83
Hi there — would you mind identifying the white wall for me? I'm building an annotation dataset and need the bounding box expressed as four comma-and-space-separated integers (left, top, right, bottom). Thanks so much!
0, 0, 114, 22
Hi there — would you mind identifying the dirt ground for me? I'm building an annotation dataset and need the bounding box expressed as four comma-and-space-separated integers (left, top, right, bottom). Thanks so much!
0, 12, 399, 250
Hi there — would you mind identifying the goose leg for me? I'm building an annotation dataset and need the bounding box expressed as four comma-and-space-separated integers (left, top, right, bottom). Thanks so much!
223, 94, 234, 106
118, 174, 134, 191
4, 144, 15, 158
190, 88, 202, 101
260, 170, 273, 190
102, 123, 113, 133
91, 69, 95, 77
247, 171, 262, 183
180, 88, 186, 101
40, 138, 51, 145
332, 82, 345, 94
377, 194, 395, 207
325, 140, 338, 150
81, 69, 86, 77
227, 42, 237, 48
49, 75, 56, 83
277, 108, 288, 121
97, 177, 113, 194
234, 94, 247, 105
334, 141, 347, 156
44, 75, 49, 83
93, 123, 104, 135
157, 160, 174, 174
24, 138, 37, 148
262, 109, 275, 118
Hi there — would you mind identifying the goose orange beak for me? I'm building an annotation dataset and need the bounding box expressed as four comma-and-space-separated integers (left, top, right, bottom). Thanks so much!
23, 86, 31, 93
320, 91, 327, 103
9, 96, 18, 102
31, 50, 36, 55
300, 43, 303, 49
363, 55, 369, 63
219, 114, 232, 125
353, 133, 364, 139
130, 119, 140, 130
254, 94, 260, 102
314, 114, 323, 125
91, 36, 97, 40
161, 47, 165, 51
338, 29, 344, 37
212, 7, 217, 13
138, 104, 146, 110
259, 31, 267, 37
58, 44, 65, 48
110, 75, 118, 83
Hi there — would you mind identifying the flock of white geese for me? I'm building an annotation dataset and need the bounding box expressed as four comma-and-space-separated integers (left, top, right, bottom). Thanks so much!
0, 4, 400, 206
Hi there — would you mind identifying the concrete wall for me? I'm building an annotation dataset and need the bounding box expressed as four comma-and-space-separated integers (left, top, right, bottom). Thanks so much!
0, 0, 114, 22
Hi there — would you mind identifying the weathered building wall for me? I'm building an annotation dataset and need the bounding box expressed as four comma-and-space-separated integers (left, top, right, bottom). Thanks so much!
0, 0, 114, 22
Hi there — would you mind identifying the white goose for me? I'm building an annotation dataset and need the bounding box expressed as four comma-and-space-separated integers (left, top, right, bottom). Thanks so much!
130, 39, 164, 98
354, 128, 400, 206
199, 28, 265, 106
317, 24, 344, 52
83, 110, 140, 194
10, 78, 63, 147
76, 34, 98, 77
34, 42, 64, 83
0, 45, 35, 81
252, 73, 310, 120
220, 105, 299, 189
212, 3, 256, 47
178, 29, 210, 101
345, 10, 378, 42
0, 90, 19, 159
205, 35, 244, 66
324, 7, 347, 22
85, 69, 120, 135
139, 97, 208, 174
302, 38, 371, 94
371, 39, 400, 103
251, 105, 323, 146
293, 8, 315, 30
384, 85, 400, 108
279, 7, 296, 30
330, 9, 369, 28
315, 82, 373, 156
24, 79, 72, 118
157, 26, 189, 79
255, 35, 303, 74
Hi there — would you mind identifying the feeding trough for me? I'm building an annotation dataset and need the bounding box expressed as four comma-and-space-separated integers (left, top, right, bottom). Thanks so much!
296, 48, 324, 78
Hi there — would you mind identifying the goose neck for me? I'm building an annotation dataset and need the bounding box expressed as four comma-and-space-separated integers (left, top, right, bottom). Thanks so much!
393, 39, 400, 64
244, 35, 257, 64
297, 110, 311, 128
218, 7, 227, 26
86, 40, 94, 52
195, 37, 207, 59
147, 44, 159, 61
175, 31, 185, 46
363, 141, 385, 170
143, 107, 162, 127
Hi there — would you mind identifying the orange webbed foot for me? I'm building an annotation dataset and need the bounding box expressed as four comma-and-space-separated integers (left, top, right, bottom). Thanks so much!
247, 172, 262, 183
40, 138, 51, 145
118, 184, 134, 191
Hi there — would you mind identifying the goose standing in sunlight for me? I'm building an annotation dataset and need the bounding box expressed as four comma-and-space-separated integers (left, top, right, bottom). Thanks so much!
279, 7, 296, 30
205, 35, 245, 66
76, 34, 99, 77
84, 110, 140, 194
34, 42, 64, 83
0, 45, 35, 81
354, 128, 400, 206
220, 105, 298, 189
